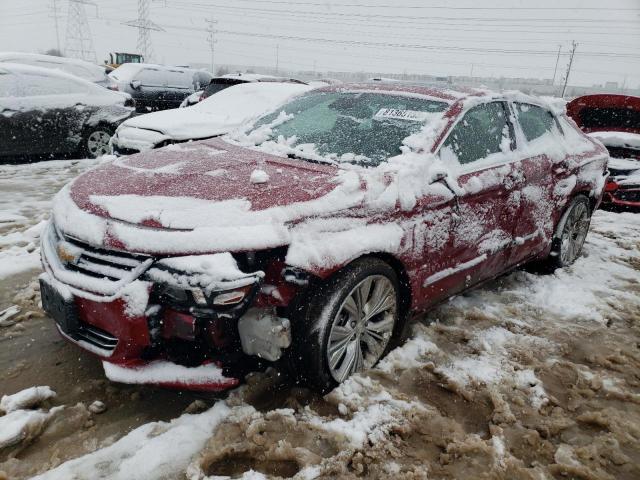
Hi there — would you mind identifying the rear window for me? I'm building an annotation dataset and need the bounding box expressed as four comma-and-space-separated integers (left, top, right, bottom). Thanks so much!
515, 103, 557, 142
579, 107, 640, 130
204, 78, 246, 97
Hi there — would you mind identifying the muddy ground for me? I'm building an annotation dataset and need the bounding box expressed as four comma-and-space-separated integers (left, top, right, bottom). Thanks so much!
0, 161, 639, 480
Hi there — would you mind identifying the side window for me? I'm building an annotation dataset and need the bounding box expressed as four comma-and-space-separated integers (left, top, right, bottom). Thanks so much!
441, 102, 511, 165
137, 68, 164, 86
515, 103, 557, 142
165, 70, 192, 88
20, 73, 87, 96
0, 72, 20, 97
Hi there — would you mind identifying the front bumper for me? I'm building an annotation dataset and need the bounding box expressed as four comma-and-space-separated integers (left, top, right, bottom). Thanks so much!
40, 222, 272, 391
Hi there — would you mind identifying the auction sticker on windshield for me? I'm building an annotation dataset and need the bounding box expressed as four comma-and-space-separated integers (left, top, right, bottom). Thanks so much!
374, 108, 431, 122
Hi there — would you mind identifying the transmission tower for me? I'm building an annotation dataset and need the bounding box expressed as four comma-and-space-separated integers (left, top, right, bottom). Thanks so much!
124, 0, 164, 63
64, 0, 97, 62
205, 17, 217, 74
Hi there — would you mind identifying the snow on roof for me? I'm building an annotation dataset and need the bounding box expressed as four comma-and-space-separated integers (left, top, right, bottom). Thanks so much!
0, 52, 107, 83
0, 62, 105, 90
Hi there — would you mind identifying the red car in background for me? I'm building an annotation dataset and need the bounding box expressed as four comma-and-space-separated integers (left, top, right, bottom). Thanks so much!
567, 94, 640, 210
40, 84, 608, 392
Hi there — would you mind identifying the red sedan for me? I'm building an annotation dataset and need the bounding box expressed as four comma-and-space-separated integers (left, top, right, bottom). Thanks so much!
567, 94, 640, 210
40, 83, 608, 392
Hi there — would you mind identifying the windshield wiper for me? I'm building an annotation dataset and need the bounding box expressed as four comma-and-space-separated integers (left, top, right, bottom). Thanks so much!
286, 152, 335, 165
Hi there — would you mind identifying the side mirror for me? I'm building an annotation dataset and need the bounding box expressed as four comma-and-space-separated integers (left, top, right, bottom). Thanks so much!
130, 80, 142, 90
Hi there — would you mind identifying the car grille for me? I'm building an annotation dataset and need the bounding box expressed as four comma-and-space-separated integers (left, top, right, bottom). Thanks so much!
63, 236, 150, 283
615, 189, 640, 203
76, 322, 118, 352
43, 223, 153, 297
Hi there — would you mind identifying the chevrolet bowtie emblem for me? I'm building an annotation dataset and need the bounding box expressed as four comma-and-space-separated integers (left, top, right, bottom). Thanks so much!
57, 244, 80, 264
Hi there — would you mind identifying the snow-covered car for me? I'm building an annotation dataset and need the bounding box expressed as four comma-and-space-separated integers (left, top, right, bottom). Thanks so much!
567, 94, 640, 210
179, 90, 202, 108
110, 81, 313, 155
107, 63, 212, 112
0, 63, 134, 160
40, 83, 608, 392
0, 51, 110, 87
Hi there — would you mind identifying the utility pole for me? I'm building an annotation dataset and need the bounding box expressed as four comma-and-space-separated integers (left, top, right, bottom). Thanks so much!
205, 17, 217, 74
124, 0, 164, 62
65, 0, 97, 62
551, 44, 561, 85
275, 44, 279, 74
561, 41, 578, 98
50, 0, 61, 54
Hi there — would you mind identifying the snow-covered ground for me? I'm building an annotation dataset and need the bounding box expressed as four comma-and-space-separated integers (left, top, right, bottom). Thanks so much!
1, 159, 639, 479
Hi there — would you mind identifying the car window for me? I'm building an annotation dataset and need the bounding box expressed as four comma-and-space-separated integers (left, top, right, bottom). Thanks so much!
252, 91, 449, 166
0, 71, 20, 97
441, 102, 511, 165
514, 103, 557, 142
20, 73, 88, 96
136, 68, 164, 86
204, 79, 245, 97
165, 70, 192, 88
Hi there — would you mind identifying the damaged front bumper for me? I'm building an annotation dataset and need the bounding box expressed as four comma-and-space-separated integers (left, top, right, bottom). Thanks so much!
40, 222, 294, 391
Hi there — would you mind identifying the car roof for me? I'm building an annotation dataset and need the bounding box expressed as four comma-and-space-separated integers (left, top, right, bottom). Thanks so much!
0, 62, 107, 90
219, 73, 279, 82
0, 51, 95, 67
312, 81, 488, 104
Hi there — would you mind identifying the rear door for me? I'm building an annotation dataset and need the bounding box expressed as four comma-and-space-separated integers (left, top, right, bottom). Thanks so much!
134, 67, 166, 111
433, 101, 521, 292
507, 102, 565, 265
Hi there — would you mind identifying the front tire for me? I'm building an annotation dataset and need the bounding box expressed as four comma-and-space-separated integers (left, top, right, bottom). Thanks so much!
289, 258, 402, 393
545, 195, 592, 269
82, 127, 113, 159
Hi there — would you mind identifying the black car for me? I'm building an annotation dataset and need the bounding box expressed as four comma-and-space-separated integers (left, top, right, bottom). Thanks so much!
0, 63, 135, 160
107, 63, 212, 112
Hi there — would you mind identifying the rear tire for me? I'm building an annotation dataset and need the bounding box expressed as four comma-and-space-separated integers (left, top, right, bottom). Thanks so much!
288, 258, 403, 393
543, 195, 592, 270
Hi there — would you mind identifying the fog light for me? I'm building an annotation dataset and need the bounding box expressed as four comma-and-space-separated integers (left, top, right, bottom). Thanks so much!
212, 285, 252, 306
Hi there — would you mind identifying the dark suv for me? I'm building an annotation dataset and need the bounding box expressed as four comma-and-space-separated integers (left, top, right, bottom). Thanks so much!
107, 63, 212, 112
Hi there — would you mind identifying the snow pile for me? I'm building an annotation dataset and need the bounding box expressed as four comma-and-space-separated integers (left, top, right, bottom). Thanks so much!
0, 386, 60, 450
249, 168, 269, 184
103, 360, 233, 386
0, 386, 56, 414
32, 402, 231, 480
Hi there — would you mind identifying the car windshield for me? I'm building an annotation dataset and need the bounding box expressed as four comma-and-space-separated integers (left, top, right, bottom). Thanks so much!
252, 91, 448, 166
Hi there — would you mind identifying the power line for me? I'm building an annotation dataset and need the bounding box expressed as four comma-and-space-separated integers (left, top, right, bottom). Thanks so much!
123, 0, 164, 61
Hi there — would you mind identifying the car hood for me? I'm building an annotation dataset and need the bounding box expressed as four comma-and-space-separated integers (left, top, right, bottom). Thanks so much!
55, 138, 370, 255
118, 82, 313, 145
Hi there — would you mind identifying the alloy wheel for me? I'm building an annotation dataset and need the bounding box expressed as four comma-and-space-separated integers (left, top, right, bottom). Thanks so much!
87, 130, 111, 158
560, 202, 590, 265
327, 275, 397, 383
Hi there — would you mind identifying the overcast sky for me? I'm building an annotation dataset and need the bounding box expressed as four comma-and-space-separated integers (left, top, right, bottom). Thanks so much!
1, 0, 639, 88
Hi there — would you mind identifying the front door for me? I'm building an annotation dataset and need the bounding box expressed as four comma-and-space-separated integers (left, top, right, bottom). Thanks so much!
433, 101, 520, 292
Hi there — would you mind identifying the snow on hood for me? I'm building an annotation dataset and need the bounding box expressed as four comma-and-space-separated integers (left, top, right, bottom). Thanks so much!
117, 82, 313, 143
588, 131, 640, 150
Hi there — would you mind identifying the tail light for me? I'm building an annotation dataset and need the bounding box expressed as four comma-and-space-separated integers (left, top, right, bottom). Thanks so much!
198, 93, 206, 102
605, 181, 618, 192
107, 84, 119, 91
